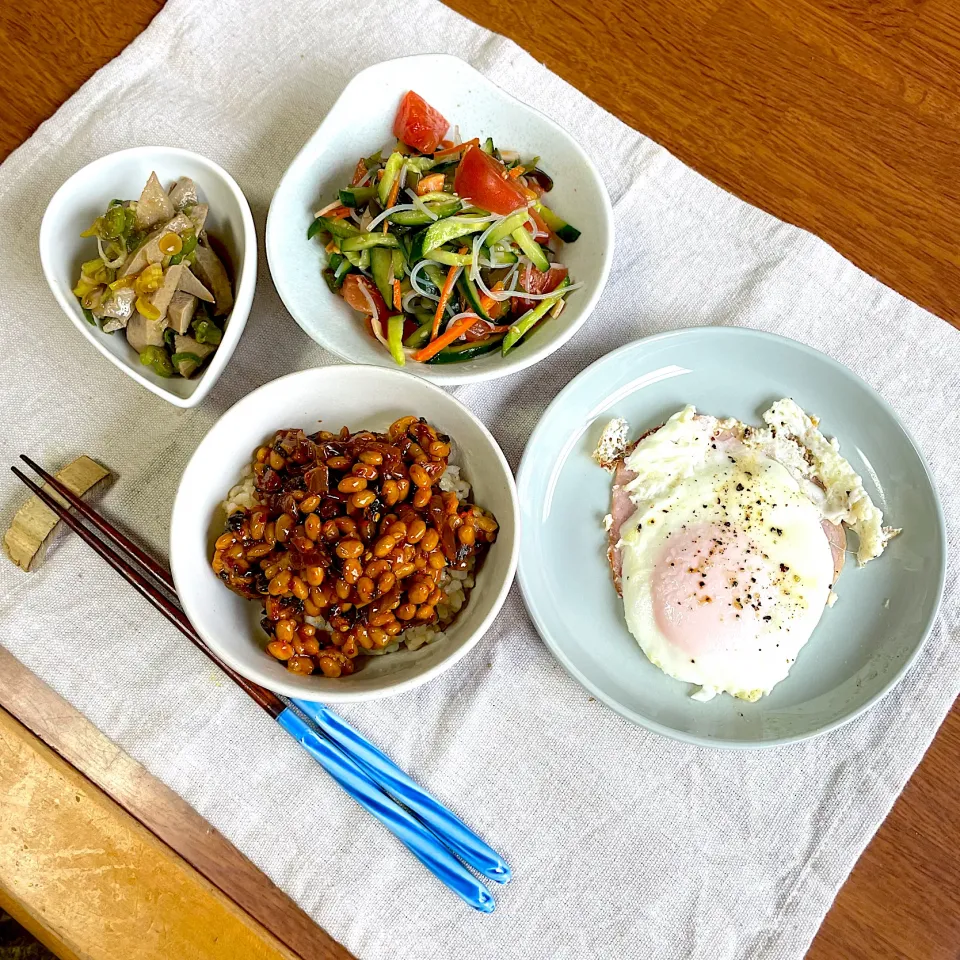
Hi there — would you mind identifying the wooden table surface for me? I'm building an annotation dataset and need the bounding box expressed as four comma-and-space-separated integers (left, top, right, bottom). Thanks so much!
1, 1, 957, 958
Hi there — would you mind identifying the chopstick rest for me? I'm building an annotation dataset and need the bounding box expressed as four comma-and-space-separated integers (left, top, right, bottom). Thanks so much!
4, 455, 109, 571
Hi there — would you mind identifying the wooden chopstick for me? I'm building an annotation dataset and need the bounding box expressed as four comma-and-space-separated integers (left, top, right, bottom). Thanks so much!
9, 461, 502, 910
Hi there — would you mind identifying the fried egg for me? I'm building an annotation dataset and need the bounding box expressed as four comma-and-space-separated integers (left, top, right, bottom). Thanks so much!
595, 401, 898, 702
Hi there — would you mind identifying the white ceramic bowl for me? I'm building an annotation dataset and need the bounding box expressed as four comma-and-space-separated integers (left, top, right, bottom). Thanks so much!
170, 365, 520, 701
40, 146, 257, 408
266, 54, 614, 385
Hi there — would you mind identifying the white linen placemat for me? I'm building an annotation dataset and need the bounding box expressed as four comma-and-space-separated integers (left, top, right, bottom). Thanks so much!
1, 1, 957, 957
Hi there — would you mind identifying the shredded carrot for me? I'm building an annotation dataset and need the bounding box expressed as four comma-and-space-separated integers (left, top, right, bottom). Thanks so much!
325, 239, 340, 254
377, 169, 384, 181
429, 253, 465, 341
433, 138, 479, 159
416, 173, 446, 196
351, 159, 368, 186
383, 174, 402, 233
415, 312, 483, 362
438, 139, 454, 149
508, 166, 526, 178
392, 279, 402, 312
327, 205, 351, 219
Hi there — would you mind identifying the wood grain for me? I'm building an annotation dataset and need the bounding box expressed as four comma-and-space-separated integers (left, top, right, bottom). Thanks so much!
0, 705, 301, 960
0, 646, 352, 960
0, 1, 166, 159
0, 1, 957, 958
807, 711, 960, 960
444, 0, 960, 332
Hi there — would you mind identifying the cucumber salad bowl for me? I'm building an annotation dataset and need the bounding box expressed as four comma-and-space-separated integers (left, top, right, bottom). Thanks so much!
267, 54, 614, 384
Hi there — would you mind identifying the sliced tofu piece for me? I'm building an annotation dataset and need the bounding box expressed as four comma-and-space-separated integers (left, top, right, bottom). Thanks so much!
126, 313, 166, 353
169, 176, 198, 211
164, 211, 195, 234
192, 244, 233, 316
148, 264, 184, 321
96, 287, 137, 329
118, 245, 151, 278
177, 266, 214, 302
118, 212, 196, 277
185, 203, 208, 235
172, 334, 215, 377
135, 172, 175, 230
166, 291, 197, 335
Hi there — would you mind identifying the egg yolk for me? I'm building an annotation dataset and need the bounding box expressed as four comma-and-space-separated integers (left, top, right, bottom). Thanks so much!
651, 523, 774, 658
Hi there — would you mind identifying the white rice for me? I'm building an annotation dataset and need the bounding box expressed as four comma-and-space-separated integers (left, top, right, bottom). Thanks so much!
438, 464, 471, 501
221, 462, 259, 515
402, 558, 475, 652
220, 453, 478, 657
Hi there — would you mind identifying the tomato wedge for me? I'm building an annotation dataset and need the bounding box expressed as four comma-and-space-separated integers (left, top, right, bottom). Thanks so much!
515, 264, 567, 313
527, 206, 551, 243
462, 318, 509, 342
454, 145, 529, 216
342, 274, 389, 328
393, 92, 449, 154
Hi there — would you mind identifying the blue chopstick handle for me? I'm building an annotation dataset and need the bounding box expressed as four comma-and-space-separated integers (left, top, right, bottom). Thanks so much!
276, 708, 494, 913
290, 699, 511, 884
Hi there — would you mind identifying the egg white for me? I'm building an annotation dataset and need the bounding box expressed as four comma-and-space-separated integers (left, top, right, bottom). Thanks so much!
619, 407, 836, 701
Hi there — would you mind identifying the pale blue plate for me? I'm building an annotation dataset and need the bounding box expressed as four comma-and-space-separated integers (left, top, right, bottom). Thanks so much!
517, 328, 946, 747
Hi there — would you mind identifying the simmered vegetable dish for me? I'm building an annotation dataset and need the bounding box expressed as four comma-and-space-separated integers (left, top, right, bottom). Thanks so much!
309, 91, 582, 365
73, 172, 234, 378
